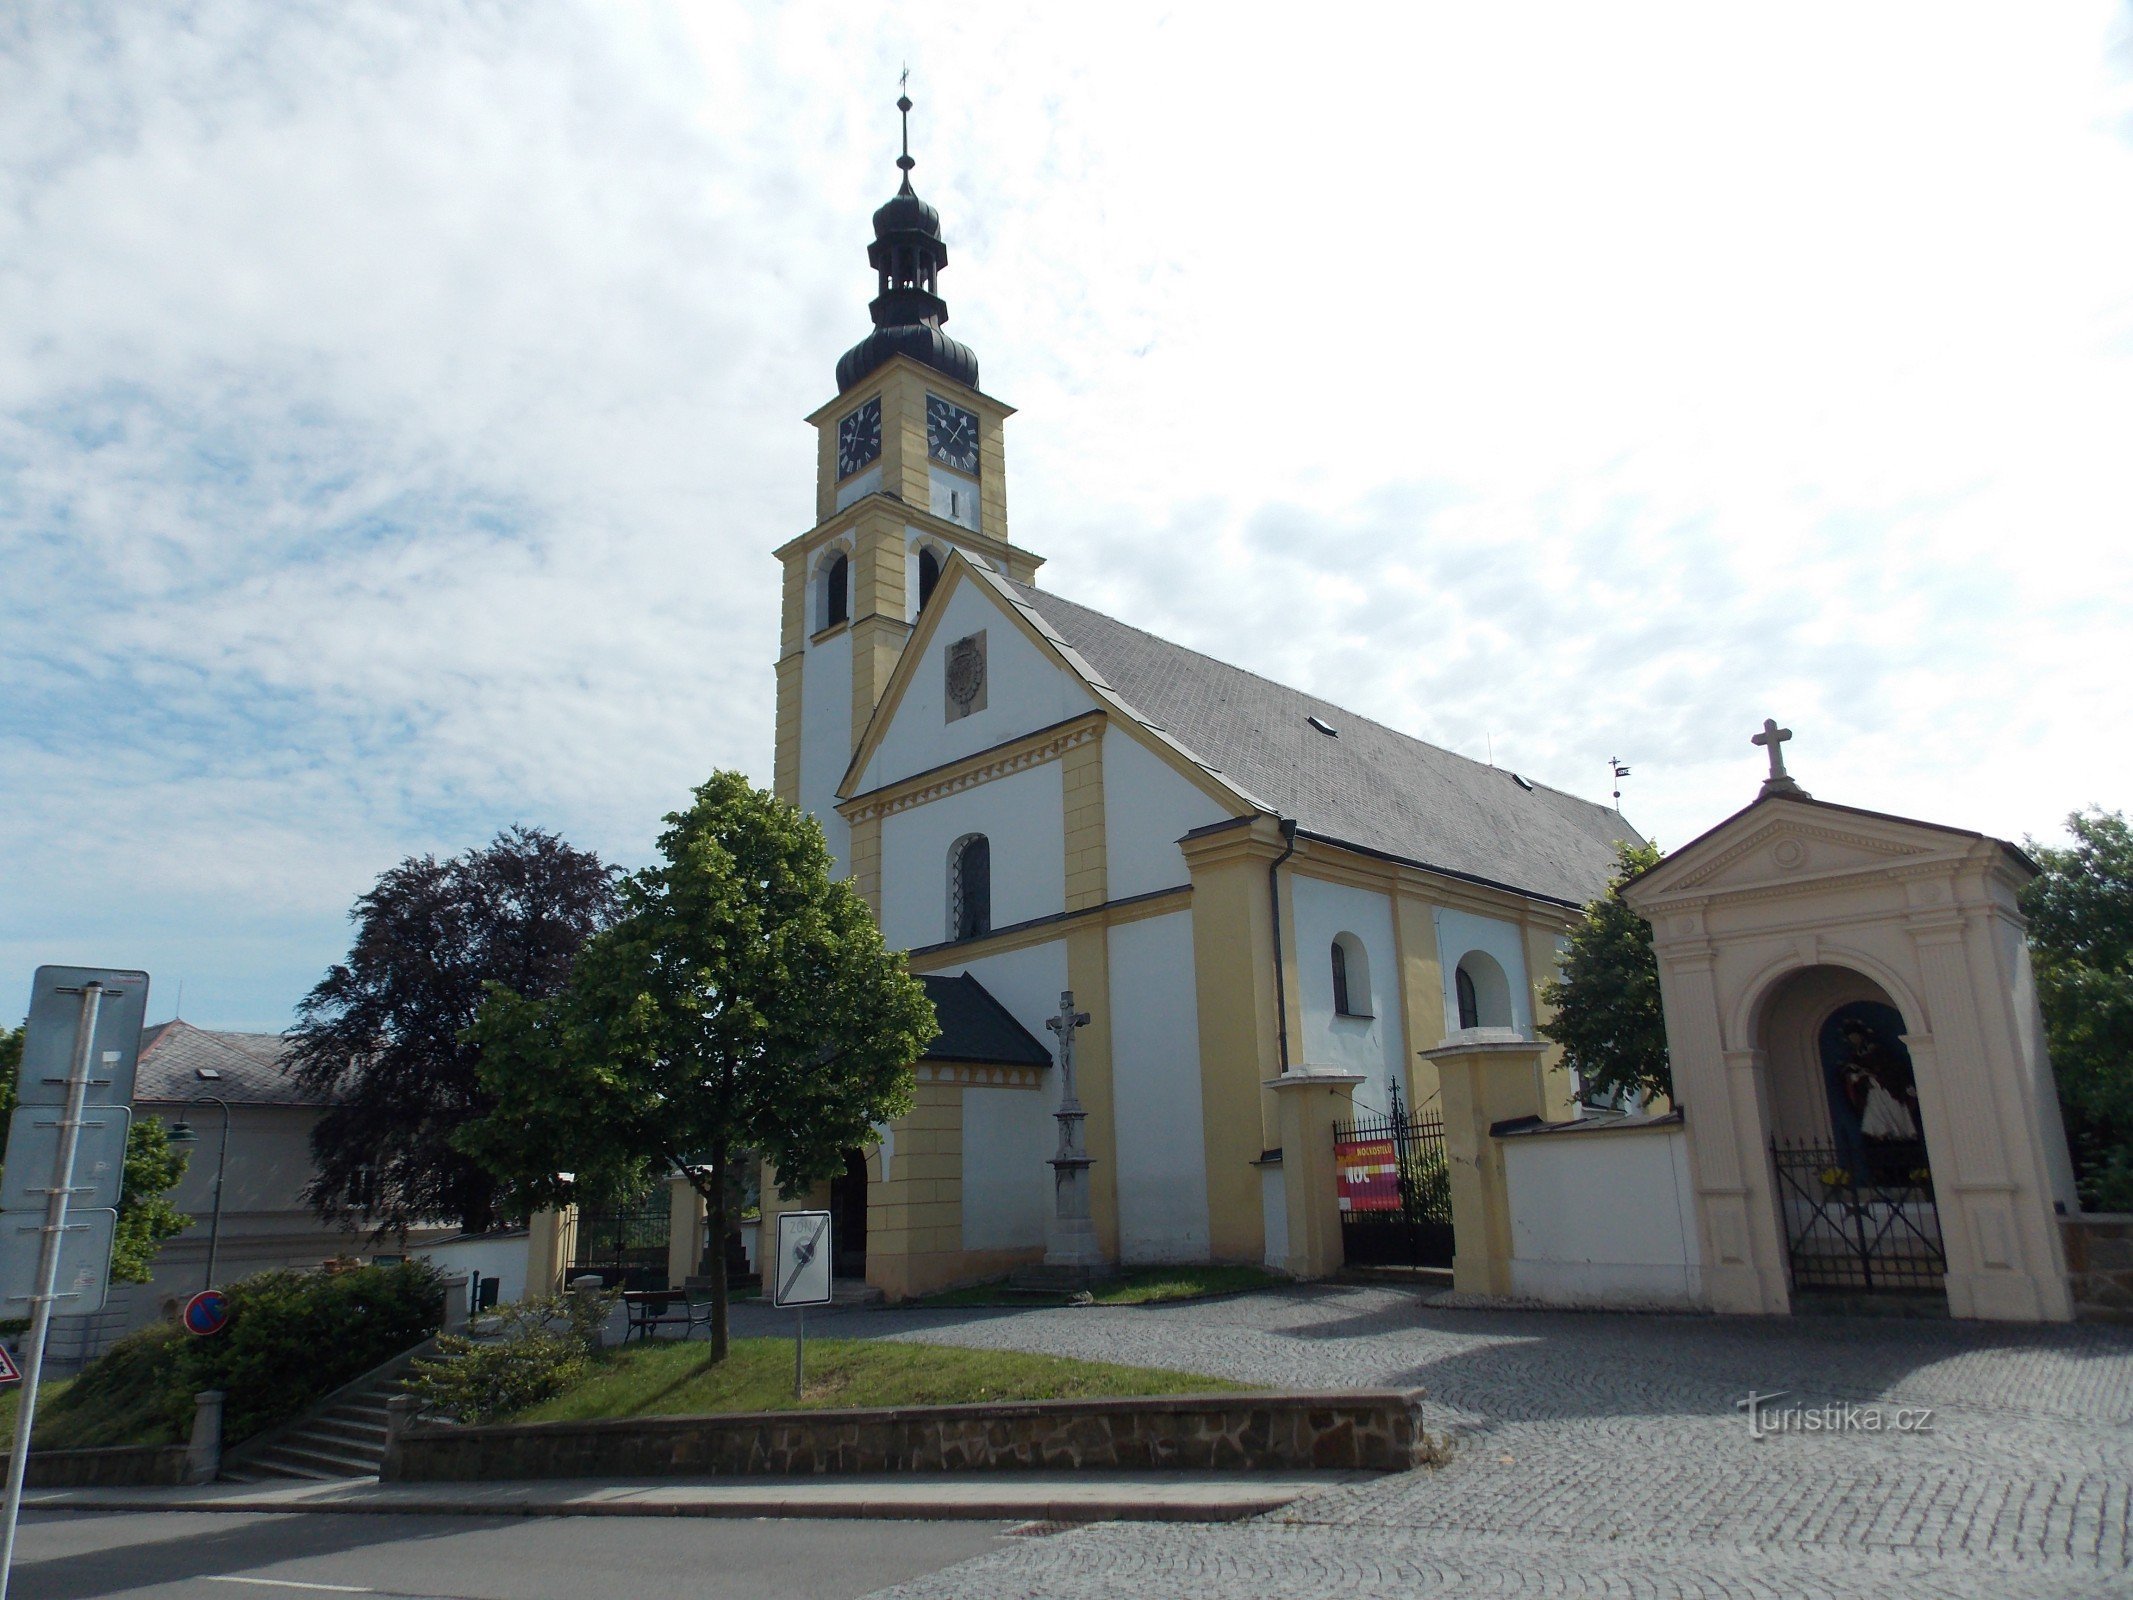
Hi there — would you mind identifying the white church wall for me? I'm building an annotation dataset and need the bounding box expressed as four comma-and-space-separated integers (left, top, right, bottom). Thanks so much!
1432, 906, 1534, 1040
1503, 1126, 1704, 1309
879, 763, 1065, 949
1101, 729, 1226, 901
799, 626, 854, 872
1291, 875, 1407, 1119
857, 578, 1098, 793
961, 1086, 1051, 1252
1260, 1164, 1288, 1270
937, 940, 1069, 1039
1106, 911, 1212, 1263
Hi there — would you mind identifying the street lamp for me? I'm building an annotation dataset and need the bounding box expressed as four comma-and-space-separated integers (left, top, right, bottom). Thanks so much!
167, 1095, 231, 1292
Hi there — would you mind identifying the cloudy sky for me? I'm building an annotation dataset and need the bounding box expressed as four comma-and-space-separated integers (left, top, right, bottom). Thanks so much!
4, 2, 2130, 1030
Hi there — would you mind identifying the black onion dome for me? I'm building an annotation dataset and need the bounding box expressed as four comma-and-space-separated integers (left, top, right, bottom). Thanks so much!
871, 186, 942, 242
836, 324, 979, 393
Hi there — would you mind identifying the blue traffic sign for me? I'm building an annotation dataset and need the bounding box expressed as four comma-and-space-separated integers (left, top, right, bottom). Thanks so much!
182, 1289, 230, 1337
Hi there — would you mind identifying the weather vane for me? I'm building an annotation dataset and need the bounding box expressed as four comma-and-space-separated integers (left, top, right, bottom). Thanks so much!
1609, 757, 1631, 813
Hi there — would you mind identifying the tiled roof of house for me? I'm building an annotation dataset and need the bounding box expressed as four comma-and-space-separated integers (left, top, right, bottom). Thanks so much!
918, 973, 1052, 1068
134, 1019, 316, 1107
1009, 582, 1638, 907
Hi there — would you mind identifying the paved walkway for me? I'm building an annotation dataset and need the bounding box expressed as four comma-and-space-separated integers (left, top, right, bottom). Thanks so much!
730, 1285, 2133, 1599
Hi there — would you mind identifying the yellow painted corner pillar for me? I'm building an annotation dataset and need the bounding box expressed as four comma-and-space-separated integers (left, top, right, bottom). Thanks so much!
1182, 818, 1290, 1264
1421, 1038, 1550, 1296
525, 1206, 578, 1300
666, 1174, 706, 1288
1266, 1071, 1364, 1279
1394, 887, 1449, 1110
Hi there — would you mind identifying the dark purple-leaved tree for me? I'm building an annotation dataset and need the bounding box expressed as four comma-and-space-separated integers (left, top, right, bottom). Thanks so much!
286, 825, 619, 1235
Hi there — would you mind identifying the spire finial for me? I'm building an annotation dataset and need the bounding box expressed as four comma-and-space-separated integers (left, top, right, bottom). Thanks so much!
896, 68, 915, 192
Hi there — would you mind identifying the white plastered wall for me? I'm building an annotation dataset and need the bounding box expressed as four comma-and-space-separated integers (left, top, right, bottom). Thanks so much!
1102, 728, 1226, 900
1106, 911, 1212, 1263
1292, 875, 1407, 1119
1433, 906, 1534, 1039
799, 626, 854, 872
940, 940, 1068, 1253
879, 762, 1065, 949
1503, 1127, 1704, 1308
856, 578, 1097, 792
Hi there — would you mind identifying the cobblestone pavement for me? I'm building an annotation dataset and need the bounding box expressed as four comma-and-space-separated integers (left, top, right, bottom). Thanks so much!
726, 1286, 2133, 1599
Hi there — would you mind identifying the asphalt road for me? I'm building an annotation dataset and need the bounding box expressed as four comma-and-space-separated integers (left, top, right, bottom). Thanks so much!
6, 1510, 1011, 1600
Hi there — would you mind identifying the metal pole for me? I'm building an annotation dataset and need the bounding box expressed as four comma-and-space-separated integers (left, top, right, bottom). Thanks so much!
0, 982, 104, 1600
794, 1305, 805, 1399
194, 1096, 230, 1292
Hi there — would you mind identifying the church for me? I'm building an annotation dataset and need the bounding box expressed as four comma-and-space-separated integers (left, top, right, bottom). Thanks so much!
758, 108, 1634, 1299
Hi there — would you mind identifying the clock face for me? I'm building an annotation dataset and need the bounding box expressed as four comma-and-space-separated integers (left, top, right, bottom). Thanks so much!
926, 395, 980, 475
837, 397, 882, 478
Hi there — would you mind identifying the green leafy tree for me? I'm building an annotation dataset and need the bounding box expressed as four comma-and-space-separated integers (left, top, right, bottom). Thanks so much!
0, 1025, 191, 1285
2021, 808, 2133, 1212
1540, 840, 1671, 1105
460, 773, 936, 1359
286, 824, 619, 1235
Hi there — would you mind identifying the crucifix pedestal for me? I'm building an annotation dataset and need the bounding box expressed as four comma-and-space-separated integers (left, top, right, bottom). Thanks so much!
1016, 989, 1113, 1289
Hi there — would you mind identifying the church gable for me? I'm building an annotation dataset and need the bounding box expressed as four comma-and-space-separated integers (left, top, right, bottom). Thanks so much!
845, 555, 1106, 800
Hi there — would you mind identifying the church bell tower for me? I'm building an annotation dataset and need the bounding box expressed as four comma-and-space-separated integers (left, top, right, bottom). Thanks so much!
772, 90, 1040, 872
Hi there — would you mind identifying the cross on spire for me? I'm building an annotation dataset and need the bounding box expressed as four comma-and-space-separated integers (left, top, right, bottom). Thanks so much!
1752, 718, 1809, 800
896, 70, 915, 191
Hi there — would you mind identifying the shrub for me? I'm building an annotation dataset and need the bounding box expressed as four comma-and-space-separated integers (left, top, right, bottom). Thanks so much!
406, 1289, 616, 1424
178, 1261, 446, 1441
29, 1323, 193, 1448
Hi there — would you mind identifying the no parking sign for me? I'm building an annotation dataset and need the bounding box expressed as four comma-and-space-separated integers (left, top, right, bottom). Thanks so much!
182, 1289, 230, 1337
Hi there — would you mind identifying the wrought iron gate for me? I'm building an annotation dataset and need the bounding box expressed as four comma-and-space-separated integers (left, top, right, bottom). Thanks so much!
570, 1188, 672, 1290
1334, 1093, 1455, 1269
1770, 1138, 1945, 1296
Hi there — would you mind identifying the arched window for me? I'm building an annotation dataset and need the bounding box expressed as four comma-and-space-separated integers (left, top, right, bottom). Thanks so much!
1331, 934, 1370, 1017
1454, 950, 1514, 1030
822, 553, 849, 630
949, 834, 991, 941
917, 548, 941, 611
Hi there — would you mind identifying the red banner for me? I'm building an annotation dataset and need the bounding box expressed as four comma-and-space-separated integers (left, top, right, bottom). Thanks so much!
1336, 1137, 1400, 1213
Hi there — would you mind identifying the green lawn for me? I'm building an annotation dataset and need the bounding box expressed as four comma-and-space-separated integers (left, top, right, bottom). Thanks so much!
509, 1336, 1251, 1423
0, 1378, 82, 1448
909, 1264, 1285, 1310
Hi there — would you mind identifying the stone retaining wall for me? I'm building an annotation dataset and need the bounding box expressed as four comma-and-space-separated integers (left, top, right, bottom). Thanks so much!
2064, 1213, 2133, 1321
383, 1389, 1434, 1482
26, 1444, 191, 1488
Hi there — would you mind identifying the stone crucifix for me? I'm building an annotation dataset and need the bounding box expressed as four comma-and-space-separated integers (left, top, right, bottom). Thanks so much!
1043, 990, 1105, 1271
1753, 717, 1809, 800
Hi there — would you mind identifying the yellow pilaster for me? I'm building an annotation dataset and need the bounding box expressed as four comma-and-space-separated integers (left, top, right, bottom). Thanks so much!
1182, 818, 1289, 1263
867, 1078, 963, 1300
1065, 921, 1121, 1260
850, 810, 883, 913
1424, 1038, 1549, 1296
1061, 735, 1107, 911
773, 652, 803, 805
524, 1206, 578, 1300
1523, 916, 1579, 1120
1395, 888, 1450, 1109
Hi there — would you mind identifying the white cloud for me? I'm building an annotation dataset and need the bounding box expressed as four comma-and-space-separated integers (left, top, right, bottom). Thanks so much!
3, 1, 2130, 1026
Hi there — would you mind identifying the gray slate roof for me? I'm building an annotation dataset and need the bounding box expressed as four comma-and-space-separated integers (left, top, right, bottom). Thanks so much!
1010, 583, 1638, 907
918, 974, 1052, 1068
134, 1020, 316, 1108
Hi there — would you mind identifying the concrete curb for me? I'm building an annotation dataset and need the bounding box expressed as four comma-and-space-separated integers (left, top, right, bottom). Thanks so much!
24, 1470, 1370, 1525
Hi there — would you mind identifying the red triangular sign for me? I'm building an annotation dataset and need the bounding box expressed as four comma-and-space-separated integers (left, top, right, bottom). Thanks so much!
0, 1344, 20, 1386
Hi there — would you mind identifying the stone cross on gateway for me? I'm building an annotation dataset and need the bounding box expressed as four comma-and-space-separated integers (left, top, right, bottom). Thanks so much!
1043, 991, 1104, 1273
1753, 717, 1810, 800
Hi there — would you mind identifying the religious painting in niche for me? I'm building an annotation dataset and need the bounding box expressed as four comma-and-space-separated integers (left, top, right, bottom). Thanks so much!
944, 629, 987, 721
1818, 1000, 1925, 1187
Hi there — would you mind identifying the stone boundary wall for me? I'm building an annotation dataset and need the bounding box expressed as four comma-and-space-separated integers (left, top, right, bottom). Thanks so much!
2063, 1213, 2133, 1321
383, 1389, 1434, 1482
25, 1444, 190, 1488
